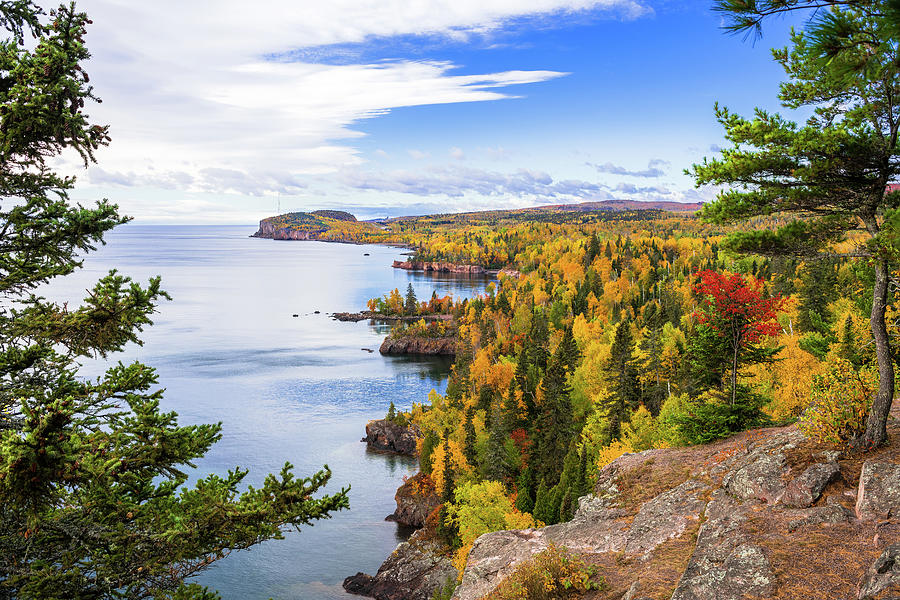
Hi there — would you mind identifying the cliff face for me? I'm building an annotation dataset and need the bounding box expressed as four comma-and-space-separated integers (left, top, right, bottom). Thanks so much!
387, 472, 440, 529
451, 418, 900, 600
252, 219, 323, 240
343, 529, 457, 600
379, 336, 455, 356
392, 260, 520, 279
364, 419, 421, 456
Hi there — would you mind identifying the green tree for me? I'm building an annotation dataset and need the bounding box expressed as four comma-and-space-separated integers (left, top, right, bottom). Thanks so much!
0, 4, 349, 598
602, 319, 640, 440
691, 4, 900, 446
405, 282, 418, 316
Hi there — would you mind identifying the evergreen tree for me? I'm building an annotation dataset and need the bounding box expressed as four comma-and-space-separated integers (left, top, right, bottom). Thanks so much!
484, 406, 512, 484
387, 401, 397, 422
532, 479, 553, 524
556, 324, 581, 375
405, 282, 418, 316
463, 407, 478, 467
640, 302, 667, 415
514, 467, 535, 514
602, 319, 640, 440
535, 347, 575, 487
0, 5, 349, 598
441, 437, 455, 504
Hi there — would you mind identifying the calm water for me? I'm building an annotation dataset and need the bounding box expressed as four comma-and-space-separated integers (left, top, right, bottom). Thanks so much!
43, 224, 485, 600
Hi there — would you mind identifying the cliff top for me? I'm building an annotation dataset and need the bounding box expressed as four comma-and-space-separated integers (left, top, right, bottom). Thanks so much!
454, 408, 900, 600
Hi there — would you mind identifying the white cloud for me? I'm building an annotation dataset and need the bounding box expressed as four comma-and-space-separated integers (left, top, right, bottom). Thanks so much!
68, 0, 650, 201
450, 147, 466, 160
408, 149, 432, 160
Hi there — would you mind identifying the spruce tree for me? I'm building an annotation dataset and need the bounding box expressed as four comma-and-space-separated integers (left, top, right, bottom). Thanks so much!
535, 348, 575, 487
602, 319, 640, 440
0, 5, 349, 598
404, 282, 418, 316
463, 406, 478, 467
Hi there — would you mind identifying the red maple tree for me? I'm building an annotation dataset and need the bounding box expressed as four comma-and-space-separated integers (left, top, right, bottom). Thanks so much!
692, 270, 785, 405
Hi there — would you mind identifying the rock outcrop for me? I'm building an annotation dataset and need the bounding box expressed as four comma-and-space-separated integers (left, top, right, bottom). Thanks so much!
343, 529, 457, 600
364, 419, 421, 456
379, 336, 455, 356
392, 260, 521, 279
387, 472, 440, 528
446, 416, 900, 600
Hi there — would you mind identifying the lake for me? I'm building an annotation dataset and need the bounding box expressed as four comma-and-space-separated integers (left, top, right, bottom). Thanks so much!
43, 224, 485, 600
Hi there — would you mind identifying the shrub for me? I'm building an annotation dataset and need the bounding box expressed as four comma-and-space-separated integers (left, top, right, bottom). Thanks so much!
484, 543, 602, 600
661, 390, 768, 445
799, 357, 876, 444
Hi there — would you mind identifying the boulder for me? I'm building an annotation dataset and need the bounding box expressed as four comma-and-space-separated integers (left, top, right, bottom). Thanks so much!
782, 462, 841, 508
858, 544, 900, 599
343, 529, 456, 600
723, 449, 787, 503
364, 419, 421, 456
786, 503, 852, 532
857, 461, 900, 521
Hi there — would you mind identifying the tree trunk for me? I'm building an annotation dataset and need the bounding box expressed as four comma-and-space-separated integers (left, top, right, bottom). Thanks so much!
731, 342, 739, 406
859, 258, 895, 448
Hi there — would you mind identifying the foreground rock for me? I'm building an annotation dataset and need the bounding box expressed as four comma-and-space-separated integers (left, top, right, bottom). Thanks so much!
343, 529, 457, 600
364, 419, 421, 456
379, 336, 455, 356
448, 413, 900, 600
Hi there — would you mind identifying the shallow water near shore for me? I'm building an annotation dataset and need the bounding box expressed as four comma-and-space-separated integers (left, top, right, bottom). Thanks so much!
42, 224, 485, 600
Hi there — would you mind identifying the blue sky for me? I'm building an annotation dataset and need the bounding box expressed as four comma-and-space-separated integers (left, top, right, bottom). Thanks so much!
69, 1, 809, 223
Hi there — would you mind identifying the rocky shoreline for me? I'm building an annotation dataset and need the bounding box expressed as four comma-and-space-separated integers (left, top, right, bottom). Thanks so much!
379, 335, 455, 356
392, 260, 520, 279
331, 311, 453, 323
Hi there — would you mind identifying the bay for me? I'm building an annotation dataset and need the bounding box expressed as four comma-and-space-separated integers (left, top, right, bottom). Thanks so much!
42, 224, 485, 600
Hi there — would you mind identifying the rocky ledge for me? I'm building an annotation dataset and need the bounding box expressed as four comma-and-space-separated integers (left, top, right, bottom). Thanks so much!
452, 413, 900, 600
344, 529, 457, 600
386, 472, 441, 528
331, 311, 454, 323
364, 419, 421, 456
392, 260, 520, 279
379, 336, 455, 356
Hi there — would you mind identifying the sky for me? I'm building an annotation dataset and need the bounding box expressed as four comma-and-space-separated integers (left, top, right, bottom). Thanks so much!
63, 0, 810, 223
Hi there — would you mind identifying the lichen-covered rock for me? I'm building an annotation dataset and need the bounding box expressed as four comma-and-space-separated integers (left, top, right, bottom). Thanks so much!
786, 503, 852, 532
343, 529, 456, 600
722, 449, 788, 503
624, 479, 708, 558
858, 544, 900, 599
671, 491, 774, 600
782, 462, 840, 508
364, 419, 421, 456
387, 472, 440, 528
857, 461, 900, 521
